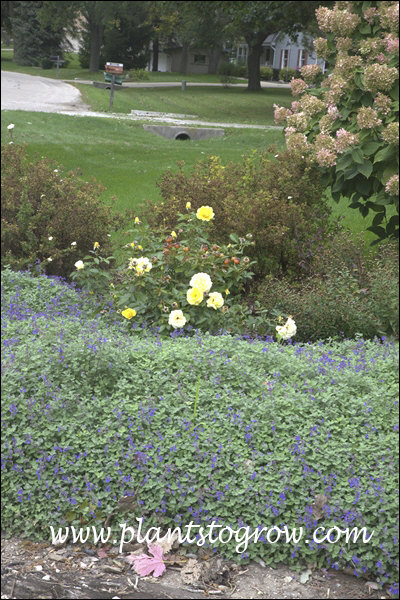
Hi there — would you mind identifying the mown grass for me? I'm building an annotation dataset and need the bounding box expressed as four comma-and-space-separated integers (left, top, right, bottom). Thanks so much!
74, 83, 291, 125
1, 111, 284, 212
1, 109, 388, 246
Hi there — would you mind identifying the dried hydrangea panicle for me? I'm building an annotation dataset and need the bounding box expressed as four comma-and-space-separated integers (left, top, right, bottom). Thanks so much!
300, 64, 322, 84
374, 93, 393, 116
290, 78, 308, 96
385, 174, 399, 196
335, 128, 359, 153
381, 122, 399, 145
363, 64, 399, 93
357, 106, 383, 129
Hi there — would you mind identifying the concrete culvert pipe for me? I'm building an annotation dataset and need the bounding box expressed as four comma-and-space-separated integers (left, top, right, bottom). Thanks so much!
174, 132, 191, 140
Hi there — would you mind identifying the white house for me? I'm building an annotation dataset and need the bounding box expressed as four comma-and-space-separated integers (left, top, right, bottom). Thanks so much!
234, 32, 326, 72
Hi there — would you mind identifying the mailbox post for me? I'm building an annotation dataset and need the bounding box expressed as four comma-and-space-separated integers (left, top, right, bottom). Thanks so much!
105, 62, 123, 110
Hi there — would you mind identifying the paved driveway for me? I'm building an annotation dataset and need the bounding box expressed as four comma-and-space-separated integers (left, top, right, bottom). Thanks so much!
1, 70, 284, 130
1, 70, 89, 113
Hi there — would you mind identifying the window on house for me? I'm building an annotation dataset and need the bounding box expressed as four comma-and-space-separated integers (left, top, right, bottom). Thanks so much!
265, 47, 273, 64
281, 49, 289, 69
298, 49, 308, 67
193, 54, 207, 65
237, 45, 248, 65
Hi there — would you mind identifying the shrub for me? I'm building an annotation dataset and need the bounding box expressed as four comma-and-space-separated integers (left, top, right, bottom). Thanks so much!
1, 144, 126, 279
71, 205, 261, 336
218, 62, 247, 78
126, 68, 150, 81
250, 232, 399, 341
143, 150, 332, 280
278, 68, 298, 82
260, 66, 273, 80
40, 57, 53, 69
276, 1, 399, 241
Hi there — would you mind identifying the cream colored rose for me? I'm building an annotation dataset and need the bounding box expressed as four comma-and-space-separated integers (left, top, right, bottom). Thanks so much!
276, 317, 297, 340
189, 272, 212, 293
206, 292, 224, 310
168, 309, 187, 328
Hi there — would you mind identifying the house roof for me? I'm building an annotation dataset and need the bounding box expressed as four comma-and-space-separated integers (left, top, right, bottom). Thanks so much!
262, 32, 282, 47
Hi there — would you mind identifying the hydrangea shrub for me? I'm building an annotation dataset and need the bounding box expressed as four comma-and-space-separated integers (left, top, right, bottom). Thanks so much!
275, 1, 399, 242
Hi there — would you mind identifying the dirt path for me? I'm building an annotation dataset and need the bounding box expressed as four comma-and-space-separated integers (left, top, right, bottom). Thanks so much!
1, 535, 391, 600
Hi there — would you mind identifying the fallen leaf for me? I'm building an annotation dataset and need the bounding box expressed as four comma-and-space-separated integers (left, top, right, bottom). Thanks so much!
180, 558, 203, 585
97, 548, 108, 559
312, 494, 328, 520
366, 581, 379, 591
157, 531, 180, 555
300, 569, 312, 584
127, 545, 166, 577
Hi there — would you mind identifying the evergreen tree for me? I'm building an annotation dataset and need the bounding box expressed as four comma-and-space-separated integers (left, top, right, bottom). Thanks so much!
12, 0, 64, 66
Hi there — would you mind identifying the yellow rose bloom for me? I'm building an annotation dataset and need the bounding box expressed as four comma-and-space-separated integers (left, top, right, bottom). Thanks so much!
196, 205, 214, 221
134, 217, 141, 224
138, 245, 143, 250
186, 201, 191, 209
187, 287, 204, 305
225, 288, 230, 295
189, 272, 212, 293
74, 260, 84, 270
122, 308, 136, 319
93, 241, 100, 249
171, 231, 177, 238
206, 292, 224, 310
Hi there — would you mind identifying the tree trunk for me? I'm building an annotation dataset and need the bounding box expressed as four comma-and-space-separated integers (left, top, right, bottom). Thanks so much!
152, 37, 159, 71
247, 42, 263, 91
179, 41, 190, 74
89, 22, 104, 72
208, 47, 221, 75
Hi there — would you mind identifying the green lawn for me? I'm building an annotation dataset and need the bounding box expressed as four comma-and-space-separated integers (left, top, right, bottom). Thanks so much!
1, 111, 284, 212
1, 64, 389, 246
75, 83, 291, 125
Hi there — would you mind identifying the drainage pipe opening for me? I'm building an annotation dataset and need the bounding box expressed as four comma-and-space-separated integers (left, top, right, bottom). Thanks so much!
175, 132, 191, 140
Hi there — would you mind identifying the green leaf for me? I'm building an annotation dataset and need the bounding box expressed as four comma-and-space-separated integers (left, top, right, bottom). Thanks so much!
374, 146, 396, 164
359, 23, 371, 34
336, 154, 353, 172
390, 85, 399, 101
386, 215, 399, 236
357, 160, 373, 179
372, 212, 385, 227
361, 142, 382, 156
331, 176, 344, 193
367, 226, 386, 238
350, 148, 364, 165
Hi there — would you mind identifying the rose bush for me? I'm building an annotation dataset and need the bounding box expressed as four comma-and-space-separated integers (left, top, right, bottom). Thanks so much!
70, 206, 284, 336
